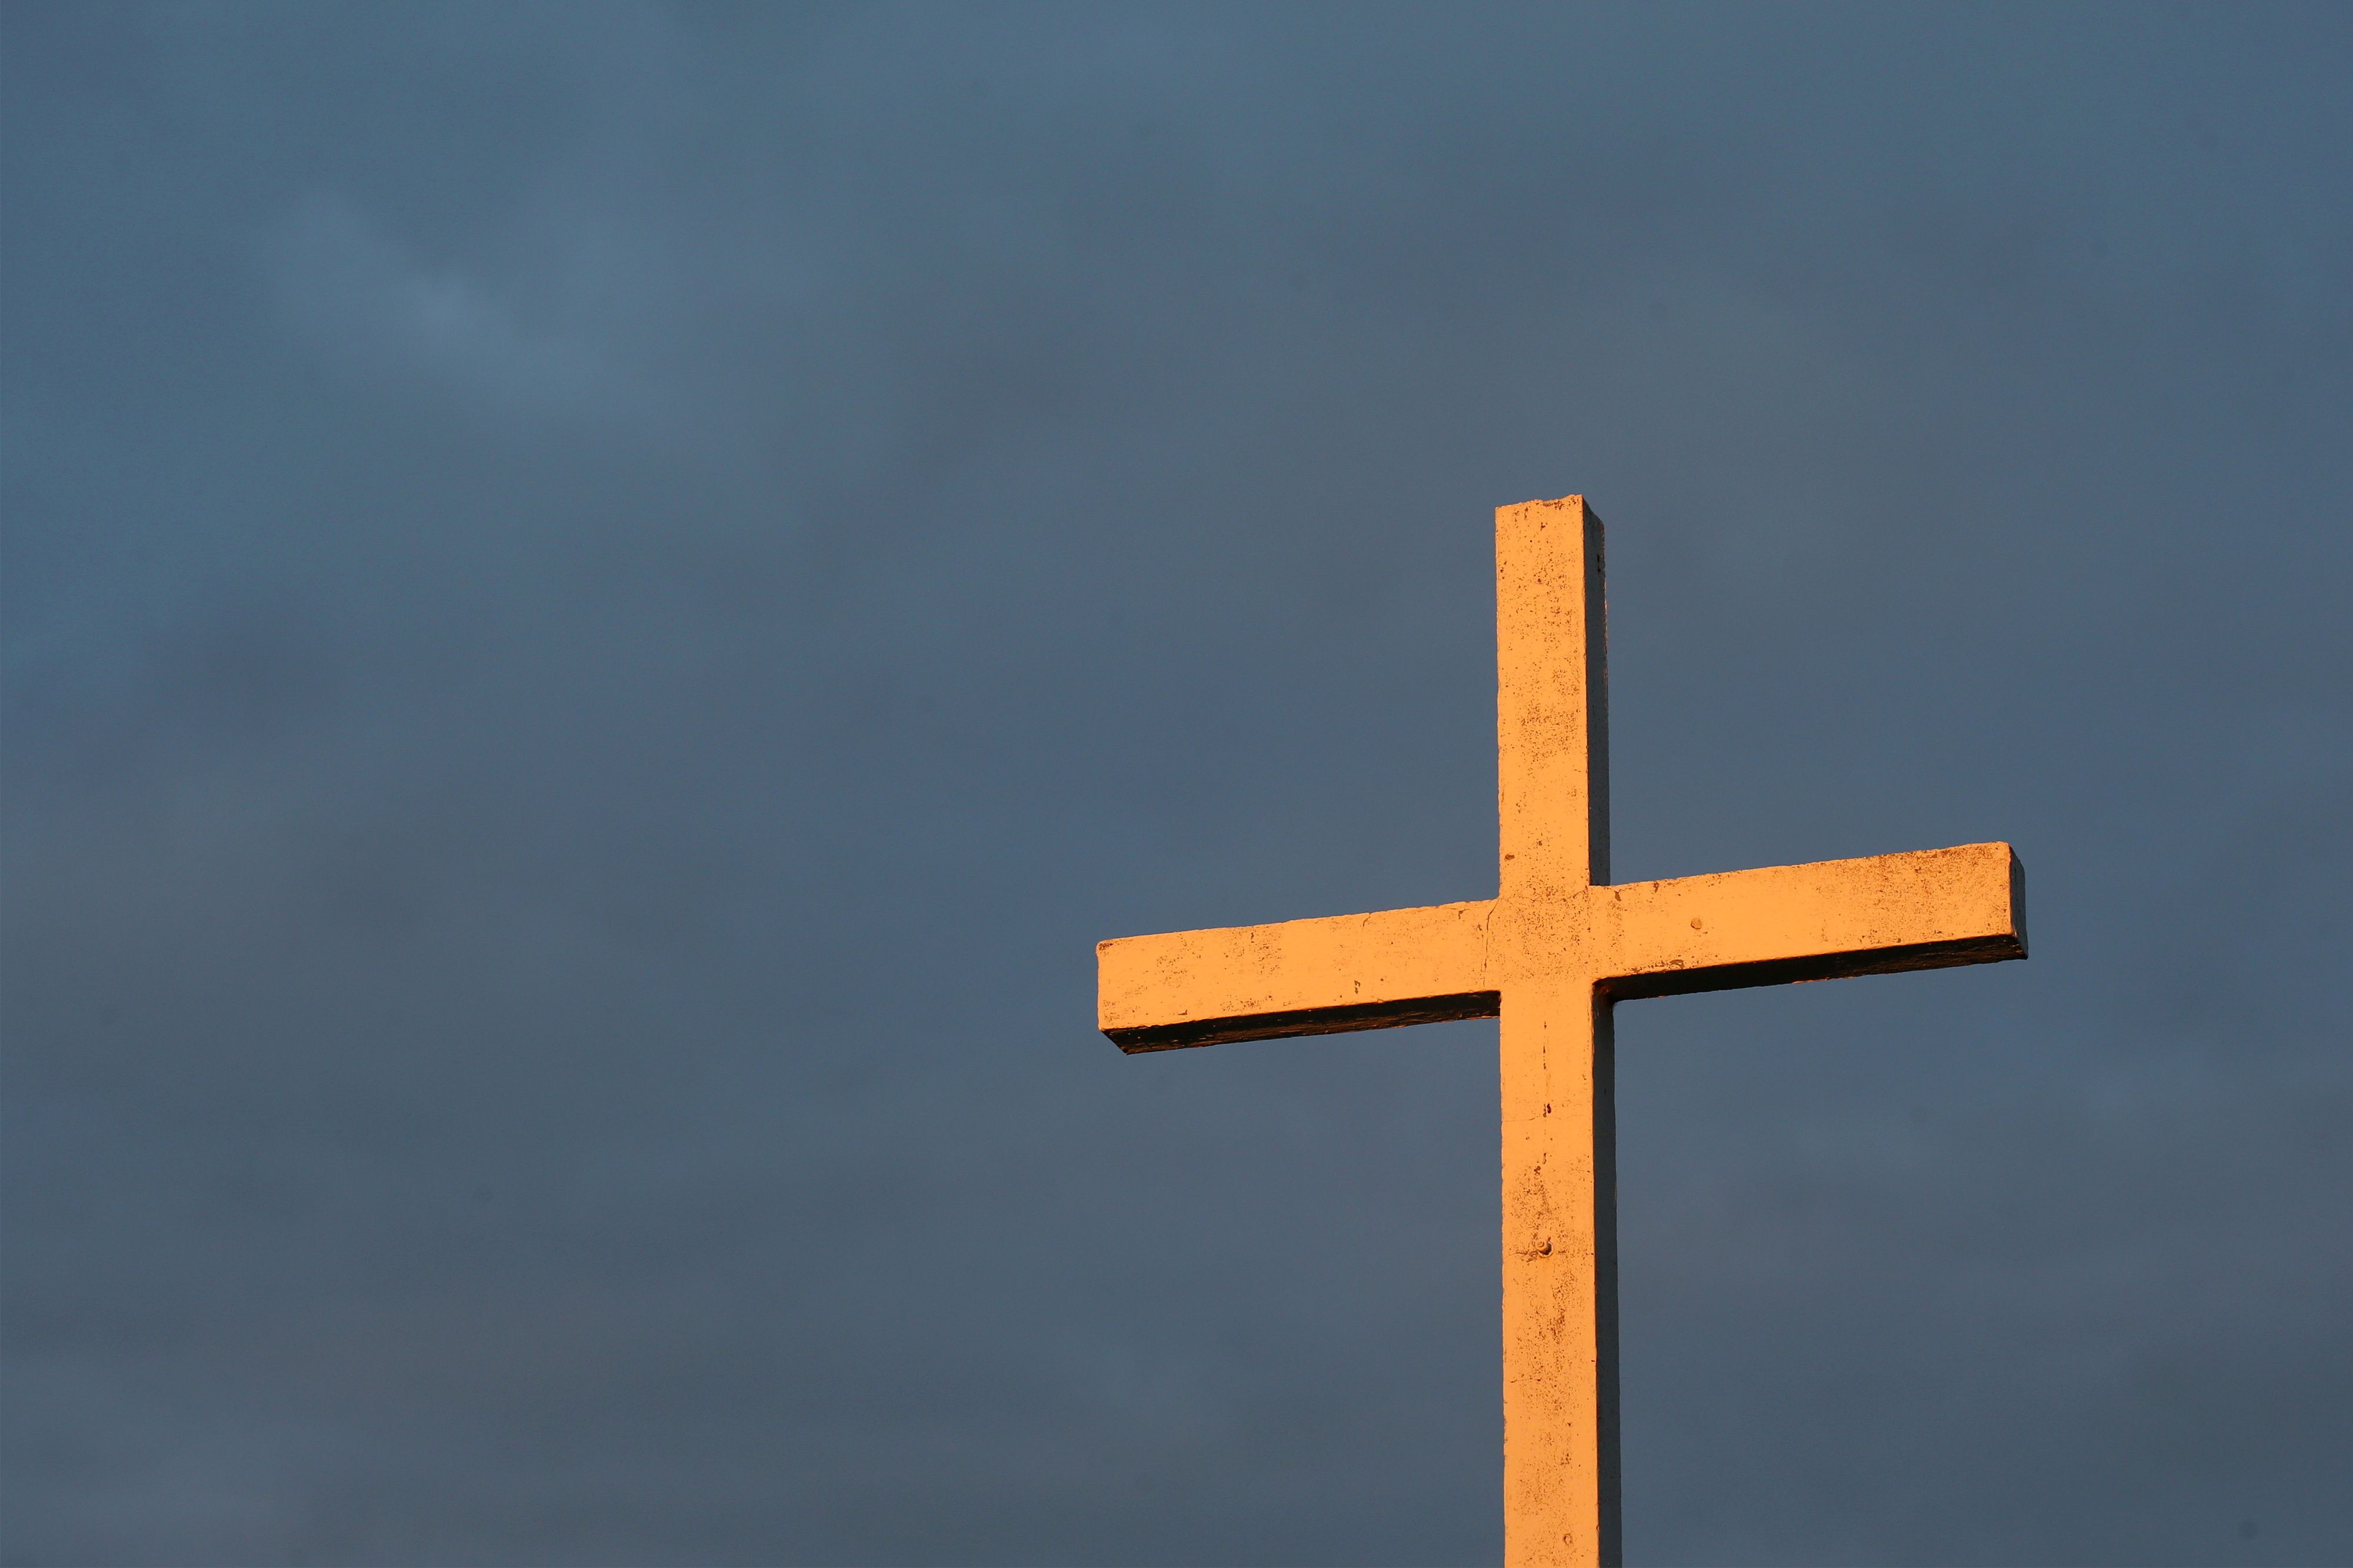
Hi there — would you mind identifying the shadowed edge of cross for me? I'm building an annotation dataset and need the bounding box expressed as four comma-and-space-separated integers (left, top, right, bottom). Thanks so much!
1106, 991, 1504, 1052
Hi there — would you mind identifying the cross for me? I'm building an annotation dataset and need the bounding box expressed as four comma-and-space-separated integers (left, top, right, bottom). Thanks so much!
1095, 496, 2027, 1567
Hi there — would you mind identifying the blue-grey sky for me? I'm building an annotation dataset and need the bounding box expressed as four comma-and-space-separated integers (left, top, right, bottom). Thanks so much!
4, 5, 2349, 1564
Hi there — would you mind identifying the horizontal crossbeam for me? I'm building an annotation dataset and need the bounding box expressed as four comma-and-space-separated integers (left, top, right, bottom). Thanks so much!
1098, 845, 2024, 1050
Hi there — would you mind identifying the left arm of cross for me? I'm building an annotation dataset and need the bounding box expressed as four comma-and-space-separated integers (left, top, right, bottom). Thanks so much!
1099, 901, 1500, 1052
1595, 842, 2027, 1000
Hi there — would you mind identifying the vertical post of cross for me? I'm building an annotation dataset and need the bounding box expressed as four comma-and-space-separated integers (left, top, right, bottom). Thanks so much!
1495, 498, 1619, 1567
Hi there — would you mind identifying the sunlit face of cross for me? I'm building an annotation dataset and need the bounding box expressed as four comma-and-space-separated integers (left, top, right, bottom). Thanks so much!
1096, 496, 2026, 1568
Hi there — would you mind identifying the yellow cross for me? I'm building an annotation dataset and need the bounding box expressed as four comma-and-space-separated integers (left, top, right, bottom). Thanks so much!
1096, 496, 2028, 1567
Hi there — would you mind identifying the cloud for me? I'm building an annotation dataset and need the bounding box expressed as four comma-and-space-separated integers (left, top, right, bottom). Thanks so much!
265, 191, 658, 432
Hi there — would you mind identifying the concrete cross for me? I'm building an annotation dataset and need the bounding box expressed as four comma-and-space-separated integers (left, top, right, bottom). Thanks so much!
1095, 496, 2028, 1568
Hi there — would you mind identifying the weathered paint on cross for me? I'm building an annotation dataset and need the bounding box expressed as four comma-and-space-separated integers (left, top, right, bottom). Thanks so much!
1096, 496, 2027, 1567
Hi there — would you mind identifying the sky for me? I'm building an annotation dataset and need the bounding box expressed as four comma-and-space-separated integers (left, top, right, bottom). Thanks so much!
3, 4, 2349, 1564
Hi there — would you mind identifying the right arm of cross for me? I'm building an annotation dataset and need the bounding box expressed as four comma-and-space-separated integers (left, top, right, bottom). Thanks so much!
1098, 901, 1500, 1053
1595, 842, 2026, 1000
